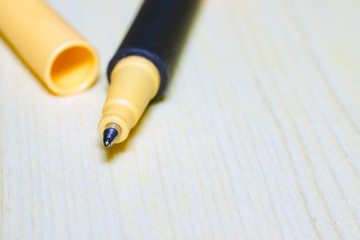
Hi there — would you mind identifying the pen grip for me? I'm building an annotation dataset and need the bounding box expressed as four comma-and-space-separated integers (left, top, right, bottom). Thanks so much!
107, 0, 199, 99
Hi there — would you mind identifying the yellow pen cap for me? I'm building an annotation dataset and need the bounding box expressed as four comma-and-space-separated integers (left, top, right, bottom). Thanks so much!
0, 0, 99, 95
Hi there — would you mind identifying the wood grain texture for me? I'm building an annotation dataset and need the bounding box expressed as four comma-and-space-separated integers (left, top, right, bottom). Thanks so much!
1, 0, 360, 239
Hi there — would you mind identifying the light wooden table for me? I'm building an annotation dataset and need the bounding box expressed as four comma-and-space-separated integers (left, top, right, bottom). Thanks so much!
1, 0, 360, 239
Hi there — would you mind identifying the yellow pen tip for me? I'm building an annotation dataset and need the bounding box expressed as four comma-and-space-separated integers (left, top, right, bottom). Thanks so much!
98, 56, 160, 146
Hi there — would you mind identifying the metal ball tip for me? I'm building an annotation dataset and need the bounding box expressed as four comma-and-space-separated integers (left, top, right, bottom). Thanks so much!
104, 139, 111, 148
102, 124, 121, 148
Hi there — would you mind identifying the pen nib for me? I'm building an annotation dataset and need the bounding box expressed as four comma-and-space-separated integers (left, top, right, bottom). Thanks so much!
103, 127, 120, 148
104, 139, 112, 148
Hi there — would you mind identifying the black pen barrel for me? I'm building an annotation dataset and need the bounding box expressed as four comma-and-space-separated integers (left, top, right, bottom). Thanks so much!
107, 0, 199, 99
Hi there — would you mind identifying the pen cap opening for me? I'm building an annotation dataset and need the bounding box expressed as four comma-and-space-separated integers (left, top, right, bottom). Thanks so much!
0, 0, 99, 96
46, 43, 98, 95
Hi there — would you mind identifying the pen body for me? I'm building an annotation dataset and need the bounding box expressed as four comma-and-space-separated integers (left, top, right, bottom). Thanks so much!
107, 0, 199, 99
100, 0, 199, 145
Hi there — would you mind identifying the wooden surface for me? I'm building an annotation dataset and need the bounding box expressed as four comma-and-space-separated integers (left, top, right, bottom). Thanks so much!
1, 0, 360, 239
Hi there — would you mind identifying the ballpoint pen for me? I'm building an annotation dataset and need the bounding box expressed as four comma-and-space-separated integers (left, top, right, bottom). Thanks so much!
99, 0, 199, 148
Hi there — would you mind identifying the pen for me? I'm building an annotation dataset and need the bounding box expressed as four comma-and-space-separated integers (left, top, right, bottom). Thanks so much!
99, 0, 199, 148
